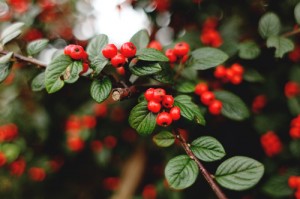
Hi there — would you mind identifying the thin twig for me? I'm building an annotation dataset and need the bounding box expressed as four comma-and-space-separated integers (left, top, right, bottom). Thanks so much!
282, 28, 300, 37
174, 129, 228, 199
174, 62, 185, 80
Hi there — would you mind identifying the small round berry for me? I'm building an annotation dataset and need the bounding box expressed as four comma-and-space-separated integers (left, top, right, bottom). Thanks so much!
102, 44, 118, 59
64, 44, 76, 55
288, 176, 300, 189
148, 40, 162, 51
200, 91, 215, 106
162, 95, 174, 108
173, 42, 190, 57
156, 112, 172, 127
144, 88, 155, 101
111, 54, 126, 68
120, 42, 137, 58
116, 66, 125, 76
214, 65, 226, 78
147, 101, 162, 113
28, 167, 46, 182
68, 45, 86, 60
208, 100, 222, 115
80, 62, 89, 75
67, 137, 84, 152
169, 106, 181, 120
165, 49, 177, 63
225, 68, 234, 81
153, 88, 166, 102
0, 152, 6, 167
230, 75, 242, 85
231, 63, 244, 76
194, 82, 208, 96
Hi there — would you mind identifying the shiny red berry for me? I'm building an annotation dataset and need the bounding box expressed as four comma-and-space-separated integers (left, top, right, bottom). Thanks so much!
68, 45, 86, 60
102, 44, 118, 59
120, 42, 137, 58
153, 88, 166, 102
231, 63, 244, 76
80, 62, 89, 75
194, 82, 208, 96
208, 100, 222, 115
144, 88, 155, 101
148, 40, 162, 51
214, 65, 226, 78
225, 68, 234, 81
200, 91, 215, 106
147, 101, 161, 113
288, 176, 300, 188
156, 112, 172, 126
230, 75, 242, 85
169, 106, 181, 120
162, 95, 174, 108
116, 66, 125, 76
64, 44, 76, 55
111, 54, 126, 68
165, 49, 177, 63
173, 42, 190, 57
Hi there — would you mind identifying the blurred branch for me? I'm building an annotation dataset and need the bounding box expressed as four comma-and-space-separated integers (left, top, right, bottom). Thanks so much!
282, 28, 300, 37
112, 86, 137, 101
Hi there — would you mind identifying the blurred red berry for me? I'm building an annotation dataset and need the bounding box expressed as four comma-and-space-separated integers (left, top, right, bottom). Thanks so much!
142, 184, 157, 199
285, 81, 300, 98
67, 137, 84, 152
165, 49, 177, 63
200, 91, 215, 106
28, 167, 46, 182
194, 82, 208, 96
208, 100, 222, 115
173, 42, 190, 57
148, 40, 162, 51
104, 136, 117, 149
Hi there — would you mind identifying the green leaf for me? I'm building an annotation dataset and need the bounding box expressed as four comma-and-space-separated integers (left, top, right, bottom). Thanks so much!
175, 81, 196, 93
136, 48, 169, 62
129, 101, 157, 135
190, 136, 226, 162
45, 54, 72, 93
174, 95, 205, 125
63, 61, 82, 84
295, 2, 300, 24
152, 64, 174, 84
190, 47, 229, 70
266, 36, 294, 58
31, 72, 45, 91
290, 139, 300, 158
86, 34, 108, 61
215, 156, 264, 191
153, 131, 175, 147
165, 155, 199, 190
258, 12, 281, 39
2, 143, 20, 163
130, 29, 150, 50
130, 62, 162, 76
27, 39, 49, 56
214, 91, 250, 121
90, 76, 112, 103
262, 174, 294, 198
0, 52, 13, 83
90, 57, 108, 75
287, 97, 300, 116
0, 22, 24, 45
238, 41, 261, 60
243, 69, 265, 83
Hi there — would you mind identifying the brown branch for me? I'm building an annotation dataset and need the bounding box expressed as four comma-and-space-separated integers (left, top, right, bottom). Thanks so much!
111, 86, 137, 101
0, 50, 47, 68
282, 28, 300, 37
174, 129, 228, 199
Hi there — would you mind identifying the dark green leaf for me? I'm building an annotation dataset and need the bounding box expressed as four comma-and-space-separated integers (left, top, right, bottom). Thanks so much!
0, 22, 24, 45
130, 62, 162, 76
153, 131, 175, 147
0, 52, 13, 83
266, 36, 294, 58
295, 2, 300, 24
174, 95, 205, 125
258, 12, 281, 39
27, 39, 49, 56
90, 57, 108, 75
136, 48, 169, 62
287, 97, 300, 116
90, 76, 112, 103
176, 81, 196, 93
190, 47, 229, 70
31, 72, 45, 91
165, 155, 199, 190
86, 34, 108, 61
290, 140, 300, 158
64, 61, 82, 84
214, 91, 250, 121
45, 54, 72, 93
215, 156, 264, 191
243, 69, 265, 83
190, 136, 226, 162
152, 65, 174, 84
129, 101, 156, 135
262, 174, 294, 198
130, 29, 150, 50
238, 41, 261, 60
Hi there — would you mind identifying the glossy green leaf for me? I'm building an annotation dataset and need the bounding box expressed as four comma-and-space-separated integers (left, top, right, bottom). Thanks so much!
215, 156, 264, 191
176, 81, 196, 93
190, 136, 226, 162
136, 48, 169, 62
90, 57, 108, 75
63, 61, 82, 84
129, 101, 157, 135
90, 76, 112, 103
258, 12, 281, 39
152, 64, 174, 84
165, 155, 199, 190
243, 69, 265, 83
130, 29, 150, 50
266, 36, 294, 58
191, 47, 229, 70
86, 34, 108, 61
27, 39, 49, 56
0, 52, 13, 83
295, 2, 300, 24
238, 41, 261, 60
153, 131, 175, 147
130, 62, 162, 76
31, 72, 45, 91
0, 22, 24, 45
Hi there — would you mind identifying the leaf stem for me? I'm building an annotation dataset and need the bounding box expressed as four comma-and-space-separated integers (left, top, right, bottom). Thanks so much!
282, 28, 300, 37
174, 129, 228, 199
174, 62, 185, 80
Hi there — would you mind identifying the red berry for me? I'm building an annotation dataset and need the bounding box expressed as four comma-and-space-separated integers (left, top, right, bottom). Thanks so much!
111, 54, 126, 68
214, 65, 226, 78
153, 88, 166, 102
80, 62, 89, 75
194, 82, 208, 96
165, 49, 177, 63
68, 45, 86, 60
144, 88, 155, 101
162, 95, 174, 108
169, 106, 181, 120
104, 136, 117, 149
290, 127, 300, 139
148, 40, 162, 51
288, 176, 300, 189
9, 158, 26, 177
28, 167, 46, 182
200, 91, 215, 106
208, 100, 222, 115
173, 42, 190, 57
116, 66, 125, 76
156, 112, 172, 126
285, 81, 300, 98
102, 44, 118, 59
67, 137, 84, 152
231, 63, 244, 76
225, 68, 234, 81
142, 184, 157, 199
230, 75, 243, 85
147, 100, 162, 113
120, 42, 137, 58
181, 54, 189, 63
64, 44, 76, 55
0, 152, 6, 167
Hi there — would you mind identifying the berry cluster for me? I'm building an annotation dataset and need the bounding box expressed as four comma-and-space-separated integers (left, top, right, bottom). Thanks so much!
194, 82, 223, 115
102, 42, 137, 70
144, 88, 181, 127
200, 17, 223, 47
165, 42, 190, 64
214, 63, 244, 85
260, 131, 282, 157
285, 81, 300, 98
289, 115, 300, 139
252, 95, 267, 113
288, 176, 300, 199
64, 44, 89, 75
